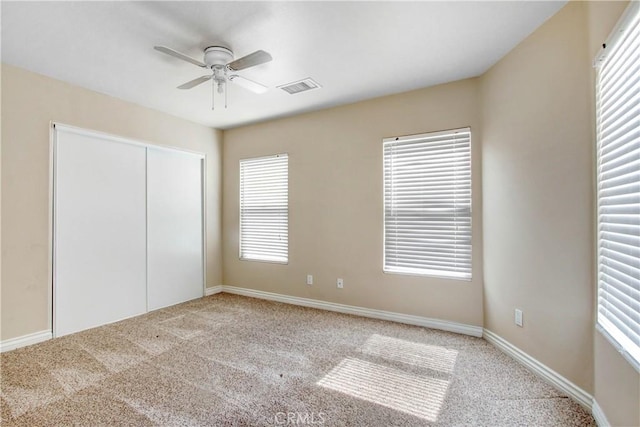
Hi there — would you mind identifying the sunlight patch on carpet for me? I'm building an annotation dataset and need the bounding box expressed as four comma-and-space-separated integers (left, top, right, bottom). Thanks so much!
317, 357, 449, 422
361, 334, 458, 373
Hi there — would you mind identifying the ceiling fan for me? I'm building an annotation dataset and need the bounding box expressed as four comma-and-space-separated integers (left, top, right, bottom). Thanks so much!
154, 45, 272, 109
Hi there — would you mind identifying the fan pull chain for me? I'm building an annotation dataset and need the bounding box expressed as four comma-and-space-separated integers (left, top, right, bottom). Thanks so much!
211, 78, 215, 111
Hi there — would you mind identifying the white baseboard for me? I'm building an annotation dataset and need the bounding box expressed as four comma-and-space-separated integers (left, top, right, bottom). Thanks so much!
483, 329, 593, 409
592, 400, 610, 427
220, 285, 483, 337
0, 330, 52, 353
205, 285, 223, 296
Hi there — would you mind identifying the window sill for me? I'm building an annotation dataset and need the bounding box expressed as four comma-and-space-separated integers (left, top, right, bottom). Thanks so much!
596, 323, 640, 374
239, 257, 288, 265
383, 268, 471, 282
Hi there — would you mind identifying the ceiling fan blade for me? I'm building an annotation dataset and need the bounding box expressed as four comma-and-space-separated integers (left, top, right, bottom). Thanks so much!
177, 75, 212, 89
229, 75, 268, 94
227, 50, 272, 71
154, 46, 206, 68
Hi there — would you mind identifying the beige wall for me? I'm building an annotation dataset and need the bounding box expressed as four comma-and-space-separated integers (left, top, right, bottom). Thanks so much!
223, 79, 484, 327
594, 333, 640, 426
481, 0, 639, 415
0, 64, 223, 341
481, 1, 595, 393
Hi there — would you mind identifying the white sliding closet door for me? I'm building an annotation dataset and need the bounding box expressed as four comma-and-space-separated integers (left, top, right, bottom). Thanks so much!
147, 148, 204, 310
54, 127, 147, 337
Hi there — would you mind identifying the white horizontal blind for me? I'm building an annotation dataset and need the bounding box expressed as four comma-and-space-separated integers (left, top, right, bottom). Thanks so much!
384, 128, 472, 280
595, 2, 640, 368
240, 154, 288, 263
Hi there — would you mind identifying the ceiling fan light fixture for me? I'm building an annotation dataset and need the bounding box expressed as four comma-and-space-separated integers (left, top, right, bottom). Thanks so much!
204, 46, 234, 68
155, 44, 272, 109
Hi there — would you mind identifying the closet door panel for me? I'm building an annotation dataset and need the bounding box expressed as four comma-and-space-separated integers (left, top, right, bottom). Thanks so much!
147, 148, 204, 310
54, 129, 147, 337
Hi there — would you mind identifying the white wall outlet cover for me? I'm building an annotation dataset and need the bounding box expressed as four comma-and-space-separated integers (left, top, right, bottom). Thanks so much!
337, 278, 344, 288
306, 274, 313, 285
515, 309, 523, 327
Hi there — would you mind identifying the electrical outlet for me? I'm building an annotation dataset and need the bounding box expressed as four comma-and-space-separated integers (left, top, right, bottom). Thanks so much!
306, 274, 313, 285
515, 309, 523, 327
337, 278, 344, 289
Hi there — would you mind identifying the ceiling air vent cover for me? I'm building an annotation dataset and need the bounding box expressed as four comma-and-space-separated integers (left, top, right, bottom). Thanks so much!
278, 78, 321, 95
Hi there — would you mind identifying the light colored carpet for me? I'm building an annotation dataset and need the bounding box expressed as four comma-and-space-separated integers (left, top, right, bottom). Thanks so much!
1, 293, 594, 426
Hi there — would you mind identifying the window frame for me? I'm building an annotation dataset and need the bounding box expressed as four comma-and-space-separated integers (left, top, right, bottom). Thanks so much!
239, 153, 289, 264
382, 127, 472, 281
594, 1, 640, 372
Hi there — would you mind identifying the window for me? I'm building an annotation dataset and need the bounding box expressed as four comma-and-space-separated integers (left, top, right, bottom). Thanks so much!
383, 128, 472, 280
595, 2, 640, 370
240, 154, 288, 263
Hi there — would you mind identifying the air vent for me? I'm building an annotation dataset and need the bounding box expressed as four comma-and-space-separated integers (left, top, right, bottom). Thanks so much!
277, 78, 321, 95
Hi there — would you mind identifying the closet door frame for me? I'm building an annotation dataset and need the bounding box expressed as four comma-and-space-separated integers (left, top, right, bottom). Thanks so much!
49, 122, 207, 338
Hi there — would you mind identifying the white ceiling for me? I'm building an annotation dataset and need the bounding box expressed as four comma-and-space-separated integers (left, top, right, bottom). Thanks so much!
1, 1, 566, 130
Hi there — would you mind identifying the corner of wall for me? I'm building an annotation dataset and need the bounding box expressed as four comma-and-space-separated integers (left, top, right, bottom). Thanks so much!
479, 0, 594, 393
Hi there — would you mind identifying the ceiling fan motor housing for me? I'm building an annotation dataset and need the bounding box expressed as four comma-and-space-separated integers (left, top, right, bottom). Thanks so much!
204, 46, 233, 68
